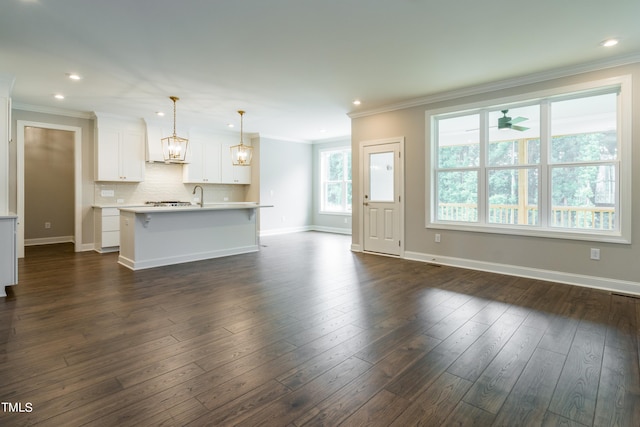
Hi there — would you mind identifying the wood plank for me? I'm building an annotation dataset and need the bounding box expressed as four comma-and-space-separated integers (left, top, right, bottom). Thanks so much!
547, 328, 606, 425
389, 372, 473, 426
492, 348, 565, 426
385, 320, 489, 399
447, 312, 524, 382
593, 345, 640, 426
462, 325, 545, 414
339, 389, 409, 426
441, 401, 496, 426
297, 333, 439, 426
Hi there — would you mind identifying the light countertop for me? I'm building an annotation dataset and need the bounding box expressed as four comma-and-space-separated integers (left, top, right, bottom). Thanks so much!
118, 202, 272, 214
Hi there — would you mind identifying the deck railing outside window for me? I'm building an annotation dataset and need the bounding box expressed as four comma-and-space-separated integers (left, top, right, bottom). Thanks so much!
438, 203, 615, 230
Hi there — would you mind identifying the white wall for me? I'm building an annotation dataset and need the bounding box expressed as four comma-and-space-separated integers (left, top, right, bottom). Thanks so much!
259, 137, 312, 234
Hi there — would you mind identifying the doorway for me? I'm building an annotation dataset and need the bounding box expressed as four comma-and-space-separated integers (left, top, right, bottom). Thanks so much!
360, 137, 404, 256
17, 121, 82, 258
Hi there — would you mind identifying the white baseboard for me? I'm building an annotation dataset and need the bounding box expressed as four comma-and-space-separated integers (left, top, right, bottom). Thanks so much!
260, 225, 352, 237
25, 236, 74, 246
260, 226, 312, 237
310, 226, 352, 235
404, 251, 640, 297
80, 243, 96, 252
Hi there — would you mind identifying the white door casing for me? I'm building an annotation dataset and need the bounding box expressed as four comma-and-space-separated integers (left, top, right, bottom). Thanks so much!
360, 137, 404, 256
17, 121, 82, 257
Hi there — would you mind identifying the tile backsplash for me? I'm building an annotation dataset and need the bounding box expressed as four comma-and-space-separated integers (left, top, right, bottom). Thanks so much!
94, 163, 248, 205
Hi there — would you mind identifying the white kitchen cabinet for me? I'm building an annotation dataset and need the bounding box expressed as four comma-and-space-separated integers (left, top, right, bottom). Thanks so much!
0, 216, 18, 297
221, 141, 251, 184
183, 135, 221, 183
94, 207, 120, 252
94, 114, 145, 182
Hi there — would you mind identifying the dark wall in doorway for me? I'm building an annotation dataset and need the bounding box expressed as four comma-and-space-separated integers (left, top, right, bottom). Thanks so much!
25, 127, 74, 242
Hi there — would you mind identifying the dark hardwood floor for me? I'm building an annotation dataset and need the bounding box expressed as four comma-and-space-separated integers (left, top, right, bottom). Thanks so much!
1, 232, 638, 426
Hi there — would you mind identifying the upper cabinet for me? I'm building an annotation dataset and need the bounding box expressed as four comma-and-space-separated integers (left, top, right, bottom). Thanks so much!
183, 132, 221, 183
182, 131, 251, 185
94, 114, 145, 182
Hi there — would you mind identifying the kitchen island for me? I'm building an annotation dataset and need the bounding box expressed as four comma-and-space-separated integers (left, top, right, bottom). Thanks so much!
118, 203, 269, 270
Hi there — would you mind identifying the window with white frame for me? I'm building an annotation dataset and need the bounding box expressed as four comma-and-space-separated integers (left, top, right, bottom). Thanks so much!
320, 148, 352, 213
429, 77, 631, 243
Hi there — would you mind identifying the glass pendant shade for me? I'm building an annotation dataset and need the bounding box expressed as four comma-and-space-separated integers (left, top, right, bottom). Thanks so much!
161, 96, 189, 162
230, 110, 253, 166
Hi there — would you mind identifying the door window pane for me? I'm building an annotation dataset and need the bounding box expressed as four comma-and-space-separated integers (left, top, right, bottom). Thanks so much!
369, 152, 394, 202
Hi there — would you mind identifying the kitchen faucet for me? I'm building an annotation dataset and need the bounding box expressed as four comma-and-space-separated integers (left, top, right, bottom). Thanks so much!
192, 185, 204, 207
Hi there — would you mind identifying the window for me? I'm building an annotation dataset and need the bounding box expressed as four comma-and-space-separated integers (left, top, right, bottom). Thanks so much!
320, 148, 352, 213
429, 77, 631, 243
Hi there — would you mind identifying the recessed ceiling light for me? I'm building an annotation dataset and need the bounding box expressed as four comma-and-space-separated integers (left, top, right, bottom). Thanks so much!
353, 100, 361, 106
156, 111, 165, 117
54, 94, 64, 100
227, 123, 235, 128
67, 73, 82, 80
601, 38, 619, 47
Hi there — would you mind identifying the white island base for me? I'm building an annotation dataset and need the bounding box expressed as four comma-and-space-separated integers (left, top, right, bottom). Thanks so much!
118, 204, 264, 271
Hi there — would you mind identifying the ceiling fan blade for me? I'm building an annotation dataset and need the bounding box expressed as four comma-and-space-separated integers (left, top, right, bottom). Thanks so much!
511, 125, 529, 132
510, 116, 528, 124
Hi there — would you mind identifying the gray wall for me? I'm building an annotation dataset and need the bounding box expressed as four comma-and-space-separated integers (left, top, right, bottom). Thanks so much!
259, 137, 312, 234
351, 63, 640, 286
24, 127, 74, 241
312, 138, 352, 234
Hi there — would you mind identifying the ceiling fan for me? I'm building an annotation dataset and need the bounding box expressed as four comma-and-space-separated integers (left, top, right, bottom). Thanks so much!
498, 110, 529, 131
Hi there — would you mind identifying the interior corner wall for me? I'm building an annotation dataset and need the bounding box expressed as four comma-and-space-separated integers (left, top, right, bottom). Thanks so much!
351, 63, 640, 289
259, 137, 312, 234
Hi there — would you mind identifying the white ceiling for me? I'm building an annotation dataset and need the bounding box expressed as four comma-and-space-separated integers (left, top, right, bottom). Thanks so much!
1, 0, 639, 142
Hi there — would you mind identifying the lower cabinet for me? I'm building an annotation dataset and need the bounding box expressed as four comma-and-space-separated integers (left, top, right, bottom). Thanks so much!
94, 207, 120, 252
0, 216, 18, 297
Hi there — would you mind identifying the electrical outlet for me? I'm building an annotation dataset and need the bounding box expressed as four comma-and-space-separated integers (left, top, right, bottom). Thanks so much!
435, 233, 441, 243
45, 222, 51, 229
590, 248, 600, 260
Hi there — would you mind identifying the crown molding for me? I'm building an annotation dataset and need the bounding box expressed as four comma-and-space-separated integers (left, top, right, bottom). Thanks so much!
349, 52, 640, 119
11, 102, 94, 120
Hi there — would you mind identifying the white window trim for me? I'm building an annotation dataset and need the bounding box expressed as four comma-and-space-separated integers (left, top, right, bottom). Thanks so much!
426, 75, 632, 244
319, 147, 352, 214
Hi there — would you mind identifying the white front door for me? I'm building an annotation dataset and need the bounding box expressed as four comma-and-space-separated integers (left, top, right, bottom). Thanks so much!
362, 140, 403, 256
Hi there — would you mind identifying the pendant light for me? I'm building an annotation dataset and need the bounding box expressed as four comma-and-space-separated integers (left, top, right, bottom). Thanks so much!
161, 96, 189, 162
230, 110, 253, 166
